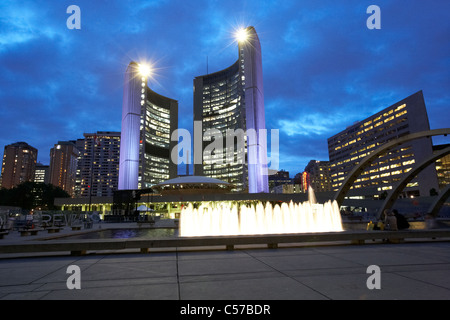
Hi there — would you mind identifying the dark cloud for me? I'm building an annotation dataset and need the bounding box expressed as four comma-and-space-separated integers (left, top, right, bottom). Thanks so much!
0, 0, 449, 176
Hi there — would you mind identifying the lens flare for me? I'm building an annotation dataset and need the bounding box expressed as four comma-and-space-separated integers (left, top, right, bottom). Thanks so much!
138, 63, 152, 77
235, 28, 249, 43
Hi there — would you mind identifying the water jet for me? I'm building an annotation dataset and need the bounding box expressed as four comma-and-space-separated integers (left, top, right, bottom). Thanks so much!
180, 188, 343, 237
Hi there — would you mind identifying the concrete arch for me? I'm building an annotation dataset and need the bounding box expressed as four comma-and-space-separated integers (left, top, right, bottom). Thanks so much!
377, 146, 450, 218
333, 128, 450, 206
427, 184, 450, 217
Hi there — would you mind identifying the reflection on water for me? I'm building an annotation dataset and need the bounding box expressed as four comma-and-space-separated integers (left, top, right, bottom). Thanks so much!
60, 228, 178, 240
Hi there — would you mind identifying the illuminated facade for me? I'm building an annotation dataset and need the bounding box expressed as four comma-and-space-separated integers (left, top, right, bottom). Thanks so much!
304, 160, 332, 192
119, 62, 178, 190
268, 170, 291, 189
1, 142, 38, 189
49, 141, 79, 196
434, 144, 450, 190
328, 91, 439, 197
301, 171, 310, 192
34, 163, 49, 184
193, 26, 269, 193
76, 132, 120, 198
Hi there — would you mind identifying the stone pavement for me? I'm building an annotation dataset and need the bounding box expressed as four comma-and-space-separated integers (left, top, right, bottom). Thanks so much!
1, 240, 450, 300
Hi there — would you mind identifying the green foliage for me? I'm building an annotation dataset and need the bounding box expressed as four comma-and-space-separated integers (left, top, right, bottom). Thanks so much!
0, 181, 70, 210
429, 188, 439, 196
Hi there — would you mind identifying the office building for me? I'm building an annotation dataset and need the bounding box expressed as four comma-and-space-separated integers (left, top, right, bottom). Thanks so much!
76, 131, 120, 198
327, 91, 439, 197
434, 144, 450, 190
272, 184, 303, 194
119, 62, 178, 190
34, 163, 49, 184
1, 142, 38, 189
268, 170, 292, 189
304, 160, 332, 192
49, 141, 79, 196
193, 26, 269, 193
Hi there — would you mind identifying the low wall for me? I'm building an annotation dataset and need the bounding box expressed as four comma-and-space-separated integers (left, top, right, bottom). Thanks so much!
1, 229, 450, 256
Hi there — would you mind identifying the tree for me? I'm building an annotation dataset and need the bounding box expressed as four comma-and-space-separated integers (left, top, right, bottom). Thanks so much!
379, 191, 388, 200
429, 188, 438, 196
0, 182, 70, 210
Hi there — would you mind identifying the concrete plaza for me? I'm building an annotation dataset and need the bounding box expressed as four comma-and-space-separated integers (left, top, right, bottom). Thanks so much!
1, 232, 450, 300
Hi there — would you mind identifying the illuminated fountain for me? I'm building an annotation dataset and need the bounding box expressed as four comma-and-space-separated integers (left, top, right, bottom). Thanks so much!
179, 187, 343, 237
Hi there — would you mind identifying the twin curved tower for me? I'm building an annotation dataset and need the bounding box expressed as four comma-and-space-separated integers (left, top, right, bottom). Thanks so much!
119, 27, 269, 193
193, 26, 269, 193
118, 62, 178, 191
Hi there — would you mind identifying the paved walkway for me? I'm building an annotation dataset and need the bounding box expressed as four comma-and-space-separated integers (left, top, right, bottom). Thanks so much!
1, 238, 450, 300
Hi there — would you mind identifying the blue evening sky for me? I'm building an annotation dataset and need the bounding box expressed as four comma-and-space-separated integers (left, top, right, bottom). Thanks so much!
0, 0, 449, 177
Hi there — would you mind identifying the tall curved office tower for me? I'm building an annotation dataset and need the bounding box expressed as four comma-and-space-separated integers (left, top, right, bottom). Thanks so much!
193, 26, 269, 193
119, 62, 178, 190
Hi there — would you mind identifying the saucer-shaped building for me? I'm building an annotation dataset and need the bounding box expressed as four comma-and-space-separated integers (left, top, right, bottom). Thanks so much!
152, 176, 233, 195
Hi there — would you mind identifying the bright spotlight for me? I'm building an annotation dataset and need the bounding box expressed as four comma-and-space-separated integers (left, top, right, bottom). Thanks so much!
138, 63, 152, 77
235, 28, 249, 43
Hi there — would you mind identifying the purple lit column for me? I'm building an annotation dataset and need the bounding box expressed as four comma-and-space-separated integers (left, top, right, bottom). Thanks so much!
118, 62, 141, 190
242, 27, 269, 193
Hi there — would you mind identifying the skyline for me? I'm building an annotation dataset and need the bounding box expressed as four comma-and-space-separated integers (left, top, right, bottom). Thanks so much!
1, 1, 449, 177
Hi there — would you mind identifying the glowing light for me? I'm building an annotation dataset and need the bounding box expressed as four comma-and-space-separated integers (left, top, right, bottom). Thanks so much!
179, 188, 343, 237
138, 63, 152, 77
235, 28, 249, 43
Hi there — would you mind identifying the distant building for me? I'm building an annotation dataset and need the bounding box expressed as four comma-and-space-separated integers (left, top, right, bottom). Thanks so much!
327, 91, 439, 197
434, 144, 450, 190
268, 170, 292, 189
293, 172, 303, 184
292, 171, 311, 193
34, 163, 49, 184
304, 160, 332, 192
1, 142, 38, 189
76, 132, 120, 198
272, 184, 303, 194
49, 141, 79, 196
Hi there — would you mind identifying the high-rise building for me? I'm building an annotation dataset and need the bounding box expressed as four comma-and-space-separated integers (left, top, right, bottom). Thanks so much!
76, 132, 120, 198
193, 26, 269, 193
1, 142, 38, 189
327, 91, 439, 197
119, 62, 178, 190
434, 144, 450, 190
49, 141, 79, 196
34, 163, 49, 184
304, 160, 332, 192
